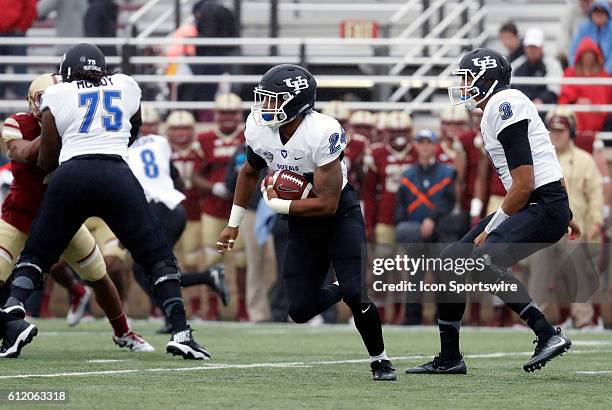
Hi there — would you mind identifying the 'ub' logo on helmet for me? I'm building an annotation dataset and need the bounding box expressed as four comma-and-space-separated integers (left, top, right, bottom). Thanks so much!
471, 56, 498, 70
284, 76, 310, 94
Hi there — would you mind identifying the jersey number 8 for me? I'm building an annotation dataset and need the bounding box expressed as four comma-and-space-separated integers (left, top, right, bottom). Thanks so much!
140, 149, 159, 178
79, 90, 123, 133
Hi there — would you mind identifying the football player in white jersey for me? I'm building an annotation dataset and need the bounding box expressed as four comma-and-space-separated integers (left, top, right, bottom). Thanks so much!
127, 115, 230, 333
216, 64, 396, 381
1, 43, 210, 360
408, 48, 577, 375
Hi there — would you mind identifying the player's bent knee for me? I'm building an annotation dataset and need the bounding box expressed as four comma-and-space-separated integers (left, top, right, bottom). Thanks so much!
288, 304, 317, 324
68, 247, 107, 282
151, 259, 181, 287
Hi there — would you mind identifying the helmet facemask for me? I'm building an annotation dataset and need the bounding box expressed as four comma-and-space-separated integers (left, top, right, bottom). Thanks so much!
448, 68, 498, 111
251, 87, 295, 130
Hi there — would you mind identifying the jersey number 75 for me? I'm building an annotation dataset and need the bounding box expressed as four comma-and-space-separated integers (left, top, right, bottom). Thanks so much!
78, 90, 123, 133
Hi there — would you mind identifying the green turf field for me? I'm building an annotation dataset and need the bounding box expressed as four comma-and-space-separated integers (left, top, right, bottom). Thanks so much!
1, 319, 611, 409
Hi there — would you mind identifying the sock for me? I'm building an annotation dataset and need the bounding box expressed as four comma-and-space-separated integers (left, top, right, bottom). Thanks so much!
70, 282, 86, 299
370, 349, 389, 363
154, 278, 188, 332
351, 302, 385, 356
109, 312, 130, 337
181, 271, 214, 288
168, 303, 188, 333
438, 320, 461, 360
520, 304, 556, 338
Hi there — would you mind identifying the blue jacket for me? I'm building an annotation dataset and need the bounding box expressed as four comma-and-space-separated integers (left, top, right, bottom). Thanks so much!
570, 1, 612, 74
395, 161, 455, 225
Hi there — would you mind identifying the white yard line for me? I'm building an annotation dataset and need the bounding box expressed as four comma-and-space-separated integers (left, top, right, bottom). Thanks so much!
575, 370, 612, 375
86, 359, 132, 363
1, 349, 610, 380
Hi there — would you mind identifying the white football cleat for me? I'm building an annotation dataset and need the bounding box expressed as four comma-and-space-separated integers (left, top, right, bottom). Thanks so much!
67, 286, 92, 327
113, 331, 155, 352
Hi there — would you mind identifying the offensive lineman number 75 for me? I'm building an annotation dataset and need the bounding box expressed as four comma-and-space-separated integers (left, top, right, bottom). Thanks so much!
78, 90, 123, 133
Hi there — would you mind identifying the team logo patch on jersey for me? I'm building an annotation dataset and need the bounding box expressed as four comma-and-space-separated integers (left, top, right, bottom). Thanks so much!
499, 102, 513, 120
263, 150, 274, 162
471, 56, 498, 70
281, 149, 288, 158
283, 76, 310, 94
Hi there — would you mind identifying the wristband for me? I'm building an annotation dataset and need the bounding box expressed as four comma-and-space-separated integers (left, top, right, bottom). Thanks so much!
604, 205, 610, 219
484, 207, 509, 233
470, 198, 483, 218
228, 204, 247, 227
268, 198, 292, 214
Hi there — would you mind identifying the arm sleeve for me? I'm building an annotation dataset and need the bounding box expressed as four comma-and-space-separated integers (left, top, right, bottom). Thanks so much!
246, 145, 267, 170
314, 124, 347, 167
497, 119, 533, 171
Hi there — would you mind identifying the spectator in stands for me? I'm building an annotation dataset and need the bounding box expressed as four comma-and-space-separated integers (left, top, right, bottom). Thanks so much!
395, 129, 455, 325
192, 0, 239, 102
514, 28, 563, 106
166, 2, 202, 102
498, 21, 524, 64
84, 0, 119, 57
529, 106, 602, 330
0, 0, 36, 99
37, 0, 87, 54
570, 1, 612, 74
559, 37, 612, 133
560, 1, 594, 64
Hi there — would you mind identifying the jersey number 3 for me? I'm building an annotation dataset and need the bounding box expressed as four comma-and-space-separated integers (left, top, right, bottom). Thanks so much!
79, 90, 123, 133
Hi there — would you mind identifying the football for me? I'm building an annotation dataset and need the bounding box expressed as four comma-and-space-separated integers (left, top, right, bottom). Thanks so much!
265, 170, 316, 200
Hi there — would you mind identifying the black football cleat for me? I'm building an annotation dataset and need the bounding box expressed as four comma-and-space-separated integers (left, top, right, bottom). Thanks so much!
0, 319, 38, 358
406, 355, 467, 374
210, 265, 230, 307
523, 328, 571, 373
3, 304, 26, 319
370, 359, 397, 381
166, 326, 211, 360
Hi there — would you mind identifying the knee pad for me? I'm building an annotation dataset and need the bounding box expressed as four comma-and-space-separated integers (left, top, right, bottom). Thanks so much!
13, 255, 45, 290
151, 259, 182, 287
